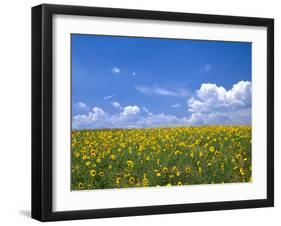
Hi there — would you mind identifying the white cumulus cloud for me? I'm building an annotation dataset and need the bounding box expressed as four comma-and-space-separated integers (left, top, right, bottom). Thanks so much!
120, 105, 140, 116
111, 101, 123, 110
73, 107, 109, 128
188, 81, 251, 113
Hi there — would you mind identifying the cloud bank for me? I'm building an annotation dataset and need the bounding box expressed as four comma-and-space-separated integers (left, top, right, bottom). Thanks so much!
73, 81, 251, 129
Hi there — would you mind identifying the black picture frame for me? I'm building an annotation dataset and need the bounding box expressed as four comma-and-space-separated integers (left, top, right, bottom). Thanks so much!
32, 3, 274, 222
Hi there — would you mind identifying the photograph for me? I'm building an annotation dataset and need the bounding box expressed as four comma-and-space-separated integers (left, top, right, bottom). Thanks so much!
30, 3, 274, 221
71, 34, 252, 190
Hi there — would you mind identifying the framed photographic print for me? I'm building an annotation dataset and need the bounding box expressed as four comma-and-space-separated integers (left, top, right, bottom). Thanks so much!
32, 4, 274, 221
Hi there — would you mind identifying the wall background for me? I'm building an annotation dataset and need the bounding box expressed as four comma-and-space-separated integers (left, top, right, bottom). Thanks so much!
0, 0, 279, 225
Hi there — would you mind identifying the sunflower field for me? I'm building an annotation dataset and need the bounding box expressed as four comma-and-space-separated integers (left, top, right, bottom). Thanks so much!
71, 125, 251, 190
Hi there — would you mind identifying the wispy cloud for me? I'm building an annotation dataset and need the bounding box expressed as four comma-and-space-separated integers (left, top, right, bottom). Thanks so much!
142, 106, 153, 116
135, 85, 189, 97
104, 95, 115, 100
200, 64, 212, 73
112, 67, 120, 74
171, 103, 181, 108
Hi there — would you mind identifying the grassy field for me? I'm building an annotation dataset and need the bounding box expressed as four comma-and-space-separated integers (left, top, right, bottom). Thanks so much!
71, 125, 251, 190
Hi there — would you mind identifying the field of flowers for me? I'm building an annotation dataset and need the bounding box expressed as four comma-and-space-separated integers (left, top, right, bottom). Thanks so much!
71, 125, 251, 190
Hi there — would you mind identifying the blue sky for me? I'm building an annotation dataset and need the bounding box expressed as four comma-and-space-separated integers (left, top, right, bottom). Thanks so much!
72, 34, 252, 129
